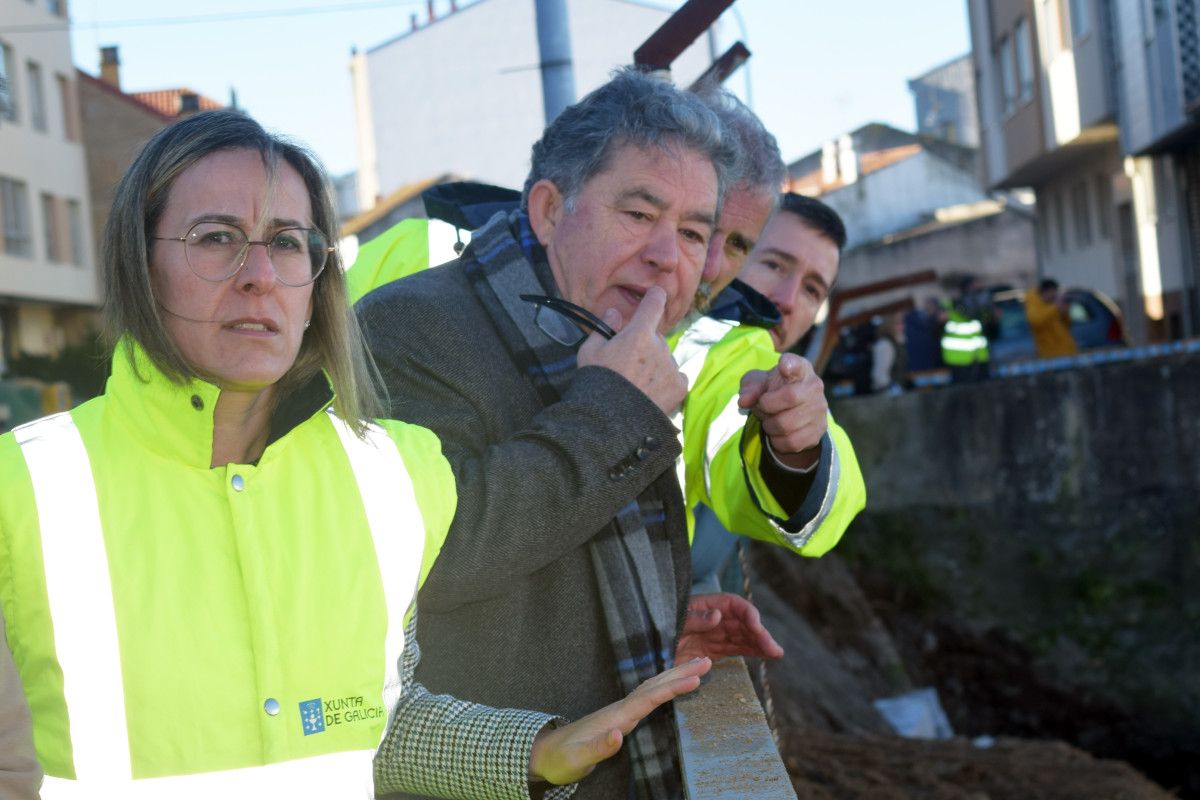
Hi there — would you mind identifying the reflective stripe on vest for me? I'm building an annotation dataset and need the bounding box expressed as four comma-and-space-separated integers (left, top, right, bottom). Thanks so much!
780, 421, 842, 547
671, 316, 740, 494
15, 410, 424, 794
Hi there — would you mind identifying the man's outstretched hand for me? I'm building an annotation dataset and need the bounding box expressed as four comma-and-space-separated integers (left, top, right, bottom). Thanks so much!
674, 592, 784, 663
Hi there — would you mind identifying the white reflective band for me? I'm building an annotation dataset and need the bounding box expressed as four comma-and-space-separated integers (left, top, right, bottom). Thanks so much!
941, 336, 989, 352
945, 320, 983, 335
774, 426, 840, 549
671, 317, 738, 494
328, 411, 425, 715
702, 395, 745, 495
41, 748, 375, 799
14, 412, 132, 781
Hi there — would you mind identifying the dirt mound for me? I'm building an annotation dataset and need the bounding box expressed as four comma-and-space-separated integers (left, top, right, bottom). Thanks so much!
740, 541, 1186, 799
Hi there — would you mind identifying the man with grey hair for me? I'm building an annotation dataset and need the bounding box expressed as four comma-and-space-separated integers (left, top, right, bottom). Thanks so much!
358, 68, 827, 799
672, 87, 865, 589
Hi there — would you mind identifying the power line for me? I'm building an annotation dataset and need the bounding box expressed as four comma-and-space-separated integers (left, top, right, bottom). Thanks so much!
0, 1, 439, 34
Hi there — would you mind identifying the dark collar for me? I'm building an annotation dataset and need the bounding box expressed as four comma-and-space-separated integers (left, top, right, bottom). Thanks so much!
705, 279, 782, 329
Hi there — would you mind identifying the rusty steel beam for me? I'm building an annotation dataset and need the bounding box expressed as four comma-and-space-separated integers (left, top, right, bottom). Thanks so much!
633, 0, 736, 71
688, 42, 751, 89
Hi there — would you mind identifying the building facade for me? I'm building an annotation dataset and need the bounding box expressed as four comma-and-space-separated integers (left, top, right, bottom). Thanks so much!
0, 0, 99, 365
968, 0, 1200, 343
351, 0, 713, 209
908, 54, 981, 147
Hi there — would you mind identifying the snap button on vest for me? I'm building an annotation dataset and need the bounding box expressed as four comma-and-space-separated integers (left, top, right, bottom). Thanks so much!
263, 698, 280, 716
190, 394, 203, 411
231, 474, 245, 491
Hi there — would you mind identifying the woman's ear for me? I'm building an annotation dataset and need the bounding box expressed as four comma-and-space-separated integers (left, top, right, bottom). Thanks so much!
526, 179, 565, 247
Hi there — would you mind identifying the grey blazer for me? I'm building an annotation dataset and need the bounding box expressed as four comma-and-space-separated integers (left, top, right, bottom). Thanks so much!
358, 258, 692, 799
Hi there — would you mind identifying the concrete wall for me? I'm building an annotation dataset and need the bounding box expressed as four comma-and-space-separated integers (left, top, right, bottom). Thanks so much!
831, 351, 1200, 742
360, 0, 712, 199
823, 151, 989, 250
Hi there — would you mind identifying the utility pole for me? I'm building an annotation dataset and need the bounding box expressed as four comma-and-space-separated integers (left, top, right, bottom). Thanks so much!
533, 0, 576, 125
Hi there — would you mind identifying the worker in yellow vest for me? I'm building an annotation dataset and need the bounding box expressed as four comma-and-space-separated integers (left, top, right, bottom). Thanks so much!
0, 111, 709, 799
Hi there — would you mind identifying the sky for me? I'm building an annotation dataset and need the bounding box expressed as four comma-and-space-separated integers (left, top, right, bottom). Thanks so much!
50, 0, 972, 176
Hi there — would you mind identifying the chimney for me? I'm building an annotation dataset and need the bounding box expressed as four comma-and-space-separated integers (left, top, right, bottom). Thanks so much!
820, 141, 839, 186
99, 46, 120, 89
836, 133, 858, 185
179, 92, 200, 115
410, 12, 419, 30
427, 0, 435, 22
450, 0, 458, 11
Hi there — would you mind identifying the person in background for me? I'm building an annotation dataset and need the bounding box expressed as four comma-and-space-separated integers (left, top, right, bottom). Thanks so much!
0, 109, 710, 800
1025, 277, 1078, 358
904, 296, 945, 373
870, 313, 908, 394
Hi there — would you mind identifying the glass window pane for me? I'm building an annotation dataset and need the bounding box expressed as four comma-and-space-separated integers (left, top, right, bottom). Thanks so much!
1, 178, 33, 257
66, 199, 84, 266
998, 36, 1017, 114
27, 60, 45, 132
0, 41, 16, 122
1015, 18, 1034, 102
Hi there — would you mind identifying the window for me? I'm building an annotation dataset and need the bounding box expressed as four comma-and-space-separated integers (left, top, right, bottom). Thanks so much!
1069, 0, 1090, 39
47, 0, 65, 16
1015, 18, 1035, 103
66, 199, 84, 266
0, 42, 15, 122
27, 60, 45, 132
1071, 181, 1092, 247
998, 35, 1017, 114
1095, 174, 1112, 239
1, 178, 33, 257
1054, 190, 1069, 253
41, 193, 60, 262
56, 73, 77, 141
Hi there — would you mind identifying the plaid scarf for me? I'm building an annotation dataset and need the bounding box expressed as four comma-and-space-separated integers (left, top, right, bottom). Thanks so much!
461, 210, 688, 799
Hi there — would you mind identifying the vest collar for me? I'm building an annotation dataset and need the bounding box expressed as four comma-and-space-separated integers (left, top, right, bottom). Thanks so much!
105, 340, 333, 468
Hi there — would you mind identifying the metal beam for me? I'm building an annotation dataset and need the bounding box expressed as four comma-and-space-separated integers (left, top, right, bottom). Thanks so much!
688, 42, 751, 90
633, 0, 736, 71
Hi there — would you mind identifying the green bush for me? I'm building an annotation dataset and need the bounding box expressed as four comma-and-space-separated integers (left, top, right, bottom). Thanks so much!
9, 335, 111, 402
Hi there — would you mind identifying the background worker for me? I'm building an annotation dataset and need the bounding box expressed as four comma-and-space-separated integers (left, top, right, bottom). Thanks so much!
1025, 277, 1078, 358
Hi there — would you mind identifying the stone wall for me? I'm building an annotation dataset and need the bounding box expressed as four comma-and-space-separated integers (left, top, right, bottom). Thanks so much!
829, 352, 1200, 752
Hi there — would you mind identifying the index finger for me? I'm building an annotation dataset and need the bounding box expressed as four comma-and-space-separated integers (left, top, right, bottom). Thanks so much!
622, 286, 668, 334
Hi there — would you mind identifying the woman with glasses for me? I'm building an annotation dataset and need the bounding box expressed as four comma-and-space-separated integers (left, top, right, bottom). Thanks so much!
0, 110, 708, 799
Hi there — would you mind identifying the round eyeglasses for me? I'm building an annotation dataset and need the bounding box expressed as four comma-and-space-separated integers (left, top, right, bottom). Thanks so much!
153, 221, 333, 287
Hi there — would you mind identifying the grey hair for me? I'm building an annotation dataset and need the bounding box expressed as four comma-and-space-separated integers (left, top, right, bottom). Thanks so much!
521, 67, 736, 211
694, 81, 785, 198
102, 109, 384, 434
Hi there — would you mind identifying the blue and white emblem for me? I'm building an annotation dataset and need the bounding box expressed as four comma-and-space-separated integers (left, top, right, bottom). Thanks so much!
299, 698, 325, 735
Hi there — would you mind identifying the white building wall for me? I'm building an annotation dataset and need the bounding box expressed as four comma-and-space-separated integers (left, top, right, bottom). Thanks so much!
0, 0, 98, 309
1035, 153, 1123, 302
821, 152, 989, 249
360, 0, 712, 200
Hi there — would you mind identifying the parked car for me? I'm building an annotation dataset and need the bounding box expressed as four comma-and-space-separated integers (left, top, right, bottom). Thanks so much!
989, 287, 1127, 364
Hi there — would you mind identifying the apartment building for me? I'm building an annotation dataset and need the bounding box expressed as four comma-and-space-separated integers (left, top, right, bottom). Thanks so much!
0, 0, 98, 363
969, 0, 1200, 343
351, 0, 712, 210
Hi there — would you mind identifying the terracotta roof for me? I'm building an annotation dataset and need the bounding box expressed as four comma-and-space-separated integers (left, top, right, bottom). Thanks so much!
129, 88, 223, 117
787, 144, 924, 196
75, 71, 174, 122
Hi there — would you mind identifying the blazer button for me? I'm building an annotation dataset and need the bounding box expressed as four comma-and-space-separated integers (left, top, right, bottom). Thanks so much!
635, 446, 650, 461
609, 466, 624, 481
642, 435, 660, 450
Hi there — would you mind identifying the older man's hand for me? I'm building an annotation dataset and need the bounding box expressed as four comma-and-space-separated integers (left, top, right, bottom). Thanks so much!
738, 353, 828, 471
577, 286, 688, 414
674, 592, 784, 663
